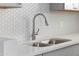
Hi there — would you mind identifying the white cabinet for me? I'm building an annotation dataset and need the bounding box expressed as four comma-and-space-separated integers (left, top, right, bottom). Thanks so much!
50, 3, 79, 11
0, 39, 18, 56
4, 40, 18, 56
0, 40, 4, 56
43, 44, 79, 56
0, 3, 21, 8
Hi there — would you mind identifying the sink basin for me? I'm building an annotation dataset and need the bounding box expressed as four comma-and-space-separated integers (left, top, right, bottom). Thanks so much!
33, 42, 50, 47
49, 39, 70, 44
28, 38, 71, 47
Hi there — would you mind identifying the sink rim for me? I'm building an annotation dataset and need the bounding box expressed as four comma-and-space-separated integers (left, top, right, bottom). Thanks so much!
26, 38, 71, 47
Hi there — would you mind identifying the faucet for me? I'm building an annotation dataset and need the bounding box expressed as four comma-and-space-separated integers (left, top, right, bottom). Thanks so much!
32, 13, 49, 40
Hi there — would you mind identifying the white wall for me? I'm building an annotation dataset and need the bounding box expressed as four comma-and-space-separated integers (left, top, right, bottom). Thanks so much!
37, 11, 79, 39
0, 3, 39, 42
0, 3, 79, 41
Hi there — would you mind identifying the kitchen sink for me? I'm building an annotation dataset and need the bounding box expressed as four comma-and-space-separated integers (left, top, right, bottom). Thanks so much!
28, 38, 71, 47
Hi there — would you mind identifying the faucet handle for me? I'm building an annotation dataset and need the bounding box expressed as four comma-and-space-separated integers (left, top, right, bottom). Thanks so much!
35, 28, 40, 35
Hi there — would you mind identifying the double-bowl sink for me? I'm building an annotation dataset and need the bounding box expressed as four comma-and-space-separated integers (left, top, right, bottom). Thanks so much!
27, 38, 71, 47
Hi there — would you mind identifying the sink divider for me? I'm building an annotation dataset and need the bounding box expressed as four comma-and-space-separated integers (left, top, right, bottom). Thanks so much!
53, 40, 56, 45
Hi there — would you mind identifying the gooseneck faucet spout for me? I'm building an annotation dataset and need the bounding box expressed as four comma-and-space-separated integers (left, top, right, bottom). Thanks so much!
32, 13, 49, 40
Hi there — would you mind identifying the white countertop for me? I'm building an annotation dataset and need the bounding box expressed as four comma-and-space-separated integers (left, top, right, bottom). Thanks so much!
0, 34, 17, 41
0, 34, 25, 41
19, 33, 79, 56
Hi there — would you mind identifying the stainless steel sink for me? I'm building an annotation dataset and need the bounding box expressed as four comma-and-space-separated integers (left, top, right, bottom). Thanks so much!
33, 42, 50, 47
49, 39, 70, 44
29, 38, 71, 47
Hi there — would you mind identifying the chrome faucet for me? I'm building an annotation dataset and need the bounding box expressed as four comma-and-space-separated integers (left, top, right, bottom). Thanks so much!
32, 13, 49, 40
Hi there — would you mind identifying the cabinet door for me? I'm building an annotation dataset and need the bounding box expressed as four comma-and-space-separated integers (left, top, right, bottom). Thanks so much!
43, 44, 79, 56
4, 40, 18, 56
0, 40, 4, 56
